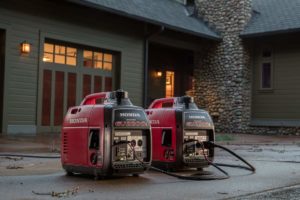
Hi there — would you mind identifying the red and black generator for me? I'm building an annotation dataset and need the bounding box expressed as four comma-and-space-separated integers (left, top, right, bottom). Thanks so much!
146, 96, 215, 171
61, 90, 152, 178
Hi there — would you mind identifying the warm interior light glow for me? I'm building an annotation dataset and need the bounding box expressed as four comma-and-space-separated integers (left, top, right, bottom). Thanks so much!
21, 41, 31, 54
43, 56, 51, 62
156, 71, 162, 77
165, 71, 174, 98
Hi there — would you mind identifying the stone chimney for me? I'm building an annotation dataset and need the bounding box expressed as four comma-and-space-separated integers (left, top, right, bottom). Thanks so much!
193, 0, 253, 133
196, 0, 252, 34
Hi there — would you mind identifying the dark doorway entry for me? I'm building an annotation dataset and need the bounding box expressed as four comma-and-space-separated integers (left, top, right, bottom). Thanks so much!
147, 43, 194, 106
0, 30, 5, 133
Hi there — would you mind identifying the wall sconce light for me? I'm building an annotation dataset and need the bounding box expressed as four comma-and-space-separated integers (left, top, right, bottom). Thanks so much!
20, 41, 31, 54
156, 70, 162, 77
43, 56, 51, 62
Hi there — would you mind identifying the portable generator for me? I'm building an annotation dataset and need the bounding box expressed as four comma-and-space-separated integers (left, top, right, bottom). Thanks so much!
61, 90, 152, 178
146, 96, 214, 171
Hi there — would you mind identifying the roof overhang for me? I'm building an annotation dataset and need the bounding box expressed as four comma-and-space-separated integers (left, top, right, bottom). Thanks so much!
241, 28, 300, 39
67, 0, 221, 41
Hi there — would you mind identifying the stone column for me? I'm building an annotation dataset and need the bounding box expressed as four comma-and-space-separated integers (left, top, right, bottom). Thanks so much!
194, 0, 252, 133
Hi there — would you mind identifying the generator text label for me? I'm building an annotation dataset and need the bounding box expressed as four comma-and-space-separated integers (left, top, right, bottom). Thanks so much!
150, 120, 160, 125
69, 118, 88, 124
188, 115, 206, 119
120, 113, 141, 117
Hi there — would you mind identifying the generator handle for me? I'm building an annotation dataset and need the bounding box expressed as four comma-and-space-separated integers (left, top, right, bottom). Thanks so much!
80, 92, 109, 105
148, 98, 176, 109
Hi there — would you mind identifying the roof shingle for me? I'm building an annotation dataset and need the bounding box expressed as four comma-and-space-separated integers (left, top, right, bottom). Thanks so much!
68, 0, 220, 40
241, 0, 300, 37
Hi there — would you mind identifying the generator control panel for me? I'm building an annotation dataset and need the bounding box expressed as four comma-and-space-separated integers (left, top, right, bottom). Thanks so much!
183, 131, 209, 163
113, 130, 148, 162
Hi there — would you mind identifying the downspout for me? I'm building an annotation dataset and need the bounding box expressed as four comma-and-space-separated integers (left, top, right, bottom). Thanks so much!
143, 25, 165, 107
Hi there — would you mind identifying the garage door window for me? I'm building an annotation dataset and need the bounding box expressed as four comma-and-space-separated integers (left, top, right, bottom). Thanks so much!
83, 50, 113, 71
40, 39, 117, 129
43, 43, 77, 66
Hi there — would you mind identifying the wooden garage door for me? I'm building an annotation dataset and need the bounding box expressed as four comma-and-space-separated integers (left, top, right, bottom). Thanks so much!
40, 42, 114, 131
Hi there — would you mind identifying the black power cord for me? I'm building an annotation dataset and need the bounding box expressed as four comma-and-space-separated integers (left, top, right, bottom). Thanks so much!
129, 141, 255, 181
128, 143, 228, 181
0, 141, 255, 181
205, 141, 256, 172
0, 153, 60, 159
127, 143, 227, 180
182, 138, 229, 177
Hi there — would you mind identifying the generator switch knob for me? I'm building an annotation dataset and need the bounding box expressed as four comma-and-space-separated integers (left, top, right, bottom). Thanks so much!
131, 139, 136, 147
138, 140, 143, 146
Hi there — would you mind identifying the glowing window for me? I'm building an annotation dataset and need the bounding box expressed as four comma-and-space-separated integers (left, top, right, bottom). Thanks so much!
43, 43, 77, 66
83, 50, 113, 71
165, 71, 175, 98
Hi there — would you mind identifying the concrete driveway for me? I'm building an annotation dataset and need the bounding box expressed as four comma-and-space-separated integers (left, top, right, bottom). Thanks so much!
0, 134, 299, 199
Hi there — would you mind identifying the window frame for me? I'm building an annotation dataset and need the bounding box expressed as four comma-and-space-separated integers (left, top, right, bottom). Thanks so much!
43, 42, 77, 67
83, 49, 113, 71
259, 48, 274, 91
165, 71, 175, 98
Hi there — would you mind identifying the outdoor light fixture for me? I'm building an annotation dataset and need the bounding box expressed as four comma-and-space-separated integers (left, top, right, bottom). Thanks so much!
20, 41, 31, 54
43, 56, 51, 62
156, 70, 162, 77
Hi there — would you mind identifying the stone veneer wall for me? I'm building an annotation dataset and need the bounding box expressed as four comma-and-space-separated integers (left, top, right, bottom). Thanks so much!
193, 0, 252, 133
193, 0, 300, 135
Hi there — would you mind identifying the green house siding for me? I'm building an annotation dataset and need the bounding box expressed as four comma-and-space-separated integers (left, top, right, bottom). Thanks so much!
252, 35, 300, 122
0, 0, 144, 134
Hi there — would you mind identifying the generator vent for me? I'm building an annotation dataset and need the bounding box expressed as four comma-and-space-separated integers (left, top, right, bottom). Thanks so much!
63, 132, 68, 155
113, 162, 143, 169
184, 158, 206, 163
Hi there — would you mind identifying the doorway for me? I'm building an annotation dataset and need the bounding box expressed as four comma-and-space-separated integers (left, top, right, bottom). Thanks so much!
148, 43, 194, 105
0, 30, 5, 133
165, 71, 175, 98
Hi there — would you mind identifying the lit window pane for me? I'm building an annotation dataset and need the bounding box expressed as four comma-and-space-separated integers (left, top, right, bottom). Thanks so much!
165, 71, 174, 98
66, 56, 76, 66
103, 62, 112, 71
84, 50, 93, 59
44, 43, 54, 53
104, 53, 112, 62
94, 52, 103, 61
67, 47, 77, 57
94, 61, 103, 69
55, 45, 65, 55
43, 53, 53, 63
55, 55, 65, 64
83, 50, 93, 67
83, 50, 114, 70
